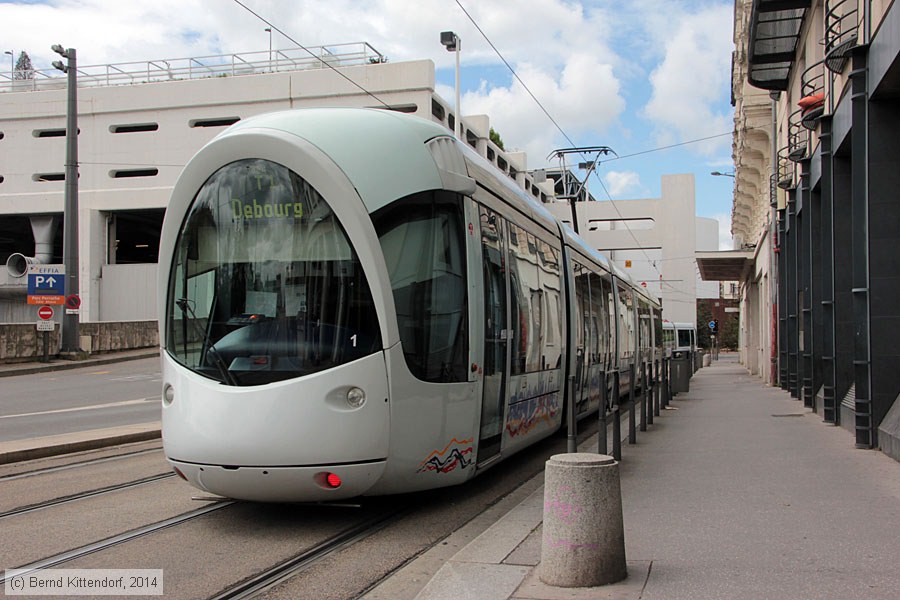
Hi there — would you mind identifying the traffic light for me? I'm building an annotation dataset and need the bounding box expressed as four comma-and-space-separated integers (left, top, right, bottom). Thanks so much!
711, 319, 719, 334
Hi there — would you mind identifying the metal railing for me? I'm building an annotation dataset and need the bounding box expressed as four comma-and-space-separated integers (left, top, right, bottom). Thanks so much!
786, 108, 808, 162
799, 59, 826, 130
825, 0, 859, 73
777, 146, 795, 190
0, 42, 384, 93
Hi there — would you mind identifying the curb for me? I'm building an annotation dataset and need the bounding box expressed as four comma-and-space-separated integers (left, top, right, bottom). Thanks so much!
0, 350, 159, 378
0, 427, 162, 465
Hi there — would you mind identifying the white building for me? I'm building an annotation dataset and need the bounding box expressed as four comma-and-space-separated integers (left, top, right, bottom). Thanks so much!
0, 44, 562, 325
1, 43, 711, 336
545, 174, 717, 326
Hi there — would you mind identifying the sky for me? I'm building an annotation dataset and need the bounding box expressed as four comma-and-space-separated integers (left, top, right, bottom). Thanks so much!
0, 0, 738, 249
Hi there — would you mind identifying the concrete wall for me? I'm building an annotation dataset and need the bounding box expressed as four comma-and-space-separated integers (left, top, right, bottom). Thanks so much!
545, 174, 699, 325
0, 320, 158, 362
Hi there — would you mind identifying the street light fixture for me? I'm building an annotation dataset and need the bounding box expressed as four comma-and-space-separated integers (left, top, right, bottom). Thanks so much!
52, 43, 82, 356
710, 171, 736, 178
440, 31, 461, 140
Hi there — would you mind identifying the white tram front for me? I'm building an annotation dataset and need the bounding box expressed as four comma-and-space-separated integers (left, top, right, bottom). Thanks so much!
159, 108, 568, 501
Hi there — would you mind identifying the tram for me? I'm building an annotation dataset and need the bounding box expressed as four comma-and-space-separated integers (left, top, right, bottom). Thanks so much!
158, 108, 663, 502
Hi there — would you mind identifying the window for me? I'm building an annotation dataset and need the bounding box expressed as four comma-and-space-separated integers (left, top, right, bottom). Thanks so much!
33, 128, 78, 138
110, 168, 159, 178
431, 99, 446, 122
166, 159, 381, 385
111, 123, 159, 134
33, 173, 65, 182
374, 191, 468, 383
189, 117, 240, 128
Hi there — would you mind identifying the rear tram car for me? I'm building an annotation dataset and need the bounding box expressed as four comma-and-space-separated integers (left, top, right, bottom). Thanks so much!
158, 108, 662, 502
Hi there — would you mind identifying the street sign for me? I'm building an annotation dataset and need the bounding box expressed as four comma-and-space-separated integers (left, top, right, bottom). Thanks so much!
708, 320, 716, 329
37, 306, 54, 320
36, 320, 55, 331
27, 264, 65, 305
64, 294, 81, 310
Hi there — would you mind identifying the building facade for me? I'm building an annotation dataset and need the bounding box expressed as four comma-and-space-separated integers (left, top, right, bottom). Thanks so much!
0, 45, 559, 326
727, 0, 900, 457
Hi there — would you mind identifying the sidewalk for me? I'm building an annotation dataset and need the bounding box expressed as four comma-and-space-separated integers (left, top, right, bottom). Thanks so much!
366, 355, 900, 600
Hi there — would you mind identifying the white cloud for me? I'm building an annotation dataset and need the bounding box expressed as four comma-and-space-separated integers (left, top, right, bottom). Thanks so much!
460, 54, 625, 165
711, 213, 734, 250
603, 171, 643, 197
1, 0, 737, 194
642, 4, 734, 156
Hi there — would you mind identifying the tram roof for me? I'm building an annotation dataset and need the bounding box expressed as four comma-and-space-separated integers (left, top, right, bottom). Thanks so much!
219, 108, 458, 214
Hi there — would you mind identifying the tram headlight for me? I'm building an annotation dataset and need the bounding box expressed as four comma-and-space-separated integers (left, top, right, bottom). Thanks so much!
347, 387, 366, 408
163, 384, 175, 405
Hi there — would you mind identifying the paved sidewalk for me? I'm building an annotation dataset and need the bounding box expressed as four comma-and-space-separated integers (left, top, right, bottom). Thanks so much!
367, 355, 900, 600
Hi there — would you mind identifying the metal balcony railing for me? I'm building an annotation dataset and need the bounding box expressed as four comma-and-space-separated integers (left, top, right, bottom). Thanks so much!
825, 0, 859, 72
799, 59, 826, 130
0, 42, 385, 93
777, 146, 795, 190
787, 109, 808, 162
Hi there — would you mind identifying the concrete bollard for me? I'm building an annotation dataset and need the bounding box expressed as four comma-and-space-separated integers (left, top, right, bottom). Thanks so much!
539, 453, 627, 587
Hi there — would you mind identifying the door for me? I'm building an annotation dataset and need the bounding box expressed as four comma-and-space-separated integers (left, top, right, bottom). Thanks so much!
477, 206, 508, 463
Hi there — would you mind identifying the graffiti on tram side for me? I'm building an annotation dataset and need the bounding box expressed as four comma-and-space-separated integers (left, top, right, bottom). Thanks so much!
417, 437, 474, 474
506, 394, 560, 438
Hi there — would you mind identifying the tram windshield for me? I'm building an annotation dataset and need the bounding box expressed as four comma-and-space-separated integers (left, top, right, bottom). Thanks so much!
165, 159, 381, 385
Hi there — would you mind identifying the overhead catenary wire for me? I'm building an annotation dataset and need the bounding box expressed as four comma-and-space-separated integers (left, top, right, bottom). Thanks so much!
454, 0, 665, 279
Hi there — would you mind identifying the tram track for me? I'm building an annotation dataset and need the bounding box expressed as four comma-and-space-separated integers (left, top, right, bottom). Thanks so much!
210, 506, 409, 600
0, 446, 163, 482
0, 501, 234, 586
0, 472, 174, 519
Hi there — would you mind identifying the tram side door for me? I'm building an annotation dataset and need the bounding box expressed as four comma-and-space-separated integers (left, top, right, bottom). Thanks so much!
477, 206, 508, 464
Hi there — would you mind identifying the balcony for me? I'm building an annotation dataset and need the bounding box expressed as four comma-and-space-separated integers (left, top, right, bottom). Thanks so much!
787, 108, 808, 162
825, 0, 859, 73
746, 0, 812, 91
798, 59, 826, 130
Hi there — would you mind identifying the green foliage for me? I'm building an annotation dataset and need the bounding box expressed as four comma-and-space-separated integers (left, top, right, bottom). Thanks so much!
720, 313, 739, 349
14, 51, 34, 80
696, 302, 713, 348
489, 127, 504, 150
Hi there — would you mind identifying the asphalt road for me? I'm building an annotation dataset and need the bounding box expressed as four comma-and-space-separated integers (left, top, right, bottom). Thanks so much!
0, 357, 162, 442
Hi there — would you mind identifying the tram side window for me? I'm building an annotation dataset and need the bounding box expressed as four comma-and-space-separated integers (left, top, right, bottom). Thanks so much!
616, 284, 635, 360
589, 272, 610, 370
374, 191, 468, 383
538, 239, 562, 370
507, 223, 543, 374
573, 261, 591, 405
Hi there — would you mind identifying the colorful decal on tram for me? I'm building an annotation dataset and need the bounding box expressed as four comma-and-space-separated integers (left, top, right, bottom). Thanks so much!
417, 437, 475, 474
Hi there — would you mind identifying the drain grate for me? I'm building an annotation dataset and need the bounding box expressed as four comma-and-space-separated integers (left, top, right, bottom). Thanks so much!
771, 413, 805, 418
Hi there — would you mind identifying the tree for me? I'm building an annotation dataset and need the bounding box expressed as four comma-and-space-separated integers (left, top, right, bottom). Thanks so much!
14, 51, 34, 80
489, 127, 504, 150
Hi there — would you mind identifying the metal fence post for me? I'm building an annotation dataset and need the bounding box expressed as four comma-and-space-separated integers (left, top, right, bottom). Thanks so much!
611, 371, 621, 461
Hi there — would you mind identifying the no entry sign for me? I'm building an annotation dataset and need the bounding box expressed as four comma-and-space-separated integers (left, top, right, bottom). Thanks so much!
38, 306, 54, 320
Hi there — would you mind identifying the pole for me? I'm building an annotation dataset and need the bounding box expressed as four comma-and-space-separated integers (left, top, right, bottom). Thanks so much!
60, 48, 81, 355
266, 28, 272, 72
454, 36, 461, 140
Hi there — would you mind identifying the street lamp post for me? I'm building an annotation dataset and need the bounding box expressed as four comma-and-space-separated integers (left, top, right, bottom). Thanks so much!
4, 51, 12, 82
51, 44, 82, 356
440, 31, 461, 140
265, 27, 272, 72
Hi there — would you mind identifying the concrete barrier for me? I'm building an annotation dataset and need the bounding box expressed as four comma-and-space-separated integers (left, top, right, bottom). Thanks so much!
540, 453, 626, 587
